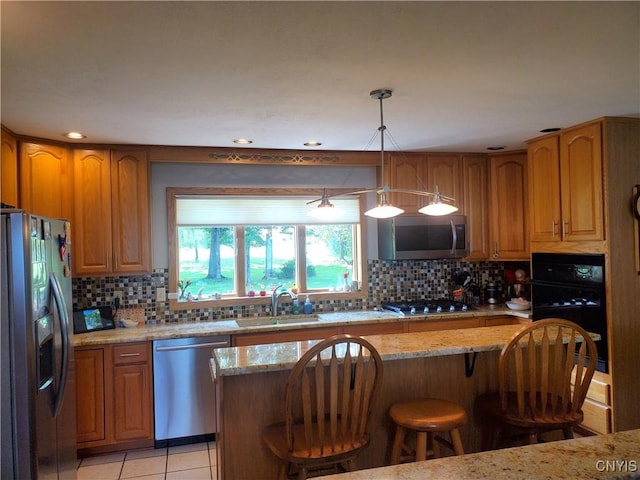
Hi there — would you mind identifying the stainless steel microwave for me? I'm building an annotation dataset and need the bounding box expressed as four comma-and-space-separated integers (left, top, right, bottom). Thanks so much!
377, 215, 468, 260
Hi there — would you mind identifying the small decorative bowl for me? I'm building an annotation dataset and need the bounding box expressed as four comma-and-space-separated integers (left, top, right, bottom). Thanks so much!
121, 319, 139, 328
506, 300, 531, 311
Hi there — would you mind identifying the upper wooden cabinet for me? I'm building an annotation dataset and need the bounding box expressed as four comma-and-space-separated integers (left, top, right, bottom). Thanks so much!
425, 154, 463, 209
462, 155, 489, 260
387, 153, 462, 214
528, 122, 604, 243
488, 152, 529, 260
387, 153, 427, 212
1, 129, 19, 207
19, 142, 72, 220
73, 149, 151, 276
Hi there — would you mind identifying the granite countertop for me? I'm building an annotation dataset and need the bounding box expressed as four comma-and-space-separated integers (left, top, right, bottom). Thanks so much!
316, 429, 640, 480
211, 324, 547, 377
73, 305, 530, 347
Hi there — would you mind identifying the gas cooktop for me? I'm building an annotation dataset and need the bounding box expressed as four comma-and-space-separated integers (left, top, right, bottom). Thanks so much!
382, 299, 470, 316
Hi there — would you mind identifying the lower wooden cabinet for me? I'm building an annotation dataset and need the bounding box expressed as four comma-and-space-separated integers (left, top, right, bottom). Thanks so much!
572, 369, 612, 434
75, 342, 154, 453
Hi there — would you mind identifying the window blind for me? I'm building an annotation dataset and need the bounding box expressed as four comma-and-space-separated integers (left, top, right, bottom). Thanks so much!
176, 195, 361, 225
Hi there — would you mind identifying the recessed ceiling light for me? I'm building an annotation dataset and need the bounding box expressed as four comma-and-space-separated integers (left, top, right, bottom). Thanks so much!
487, 146, 505, 151
304, 141, 322, 147
233, 138, 253, 145
540, 127, 561, 133
64, 131, 86, 139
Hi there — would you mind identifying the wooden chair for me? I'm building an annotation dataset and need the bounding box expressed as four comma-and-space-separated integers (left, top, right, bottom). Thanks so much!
475, 318, 598, 449
261, 334, 383, 480
389, 398, 467, 464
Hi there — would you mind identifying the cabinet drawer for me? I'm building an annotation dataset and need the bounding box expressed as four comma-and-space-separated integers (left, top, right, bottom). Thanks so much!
113, 342, 150, 365
581, 398, 612, 434
572, 370, 611, 405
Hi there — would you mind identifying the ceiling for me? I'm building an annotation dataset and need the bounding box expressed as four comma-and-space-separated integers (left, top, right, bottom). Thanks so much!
2, 1, 639, 153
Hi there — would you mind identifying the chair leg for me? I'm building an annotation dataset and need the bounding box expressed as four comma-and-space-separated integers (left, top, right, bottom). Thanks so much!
450, 428, 465, 456
563, 427, 574, 439
430, 432, 440, 458
344, 458, 357, 472
415, 432, 428, 461
277, 462, 288, 480
528, 432, 538, 445
297, 466, 307, 480
391, 425, 406, 464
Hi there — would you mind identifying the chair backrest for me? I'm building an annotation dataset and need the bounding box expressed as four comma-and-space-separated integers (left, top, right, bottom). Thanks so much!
498, 318, 598, 421
284, 334, 383, 456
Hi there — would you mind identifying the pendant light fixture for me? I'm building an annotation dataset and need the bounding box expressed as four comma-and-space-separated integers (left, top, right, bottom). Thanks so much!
308, 89, 458, 219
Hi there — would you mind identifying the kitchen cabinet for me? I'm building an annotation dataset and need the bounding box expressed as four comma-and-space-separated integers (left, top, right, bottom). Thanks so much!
112, 343, 153, 442
1, 129, 19, 207
488, 152, 529, 260
75, 342, 154, 454
73, 149, 151, 276
387, 153, 462, 214
387, 153, 427, 212
425, 154, 463, 210
528, 122, 604, 243
75, 348, 106, 444
19, 141, 72, 220
462, 155, 489, 260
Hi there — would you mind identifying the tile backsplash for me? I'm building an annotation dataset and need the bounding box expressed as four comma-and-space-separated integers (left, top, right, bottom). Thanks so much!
72, 260, 510, 324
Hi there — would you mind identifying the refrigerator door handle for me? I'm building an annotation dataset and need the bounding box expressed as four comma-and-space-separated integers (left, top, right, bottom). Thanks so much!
50, 272, 70, 418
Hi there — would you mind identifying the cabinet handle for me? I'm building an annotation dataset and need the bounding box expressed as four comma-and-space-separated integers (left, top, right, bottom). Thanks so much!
493, 242, 499, 258
118, 352, 141, 357
562, 220, 568, 238
552, 221, 558, 238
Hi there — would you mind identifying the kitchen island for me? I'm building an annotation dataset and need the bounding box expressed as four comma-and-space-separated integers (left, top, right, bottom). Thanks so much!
210, 324, 599, 480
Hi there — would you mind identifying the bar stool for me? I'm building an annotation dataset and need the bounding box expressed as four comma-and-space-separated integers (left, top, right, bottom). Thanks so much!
389, 398, 467, 464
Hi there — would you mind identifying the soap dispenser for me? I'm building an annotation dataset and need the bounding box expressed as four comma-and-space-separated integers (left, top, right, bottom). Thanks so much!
303, 296, 313, 314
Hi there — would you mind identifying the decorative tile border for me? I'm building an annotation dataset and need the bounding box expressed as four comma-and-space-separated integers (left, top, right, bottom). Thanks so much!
72, 260, 507, 324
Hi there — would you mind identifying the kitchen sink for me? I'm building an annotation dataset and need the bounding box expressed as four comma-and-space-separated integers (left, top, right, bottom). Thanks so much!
234, 315, 319, 327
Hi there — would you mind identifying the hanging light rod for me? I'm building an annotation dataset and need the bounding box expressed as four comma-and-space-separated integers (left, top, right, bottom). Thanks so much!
308, 89, 459, 219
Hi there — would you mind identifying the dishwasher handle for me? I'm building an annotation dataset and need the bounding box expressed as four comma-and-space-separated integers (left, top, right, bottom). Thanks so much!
155, 341, 230, 352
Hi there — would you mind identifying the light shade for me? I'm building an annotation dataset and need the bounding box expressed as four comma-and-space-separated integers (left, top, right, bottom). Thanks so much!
419, 201, 459, 216
364, 204, 405, 218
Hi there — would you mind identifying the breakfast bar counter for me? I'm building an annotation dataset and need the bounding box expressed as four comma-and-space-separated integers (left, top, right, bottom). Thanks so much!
211, 324, 596, 480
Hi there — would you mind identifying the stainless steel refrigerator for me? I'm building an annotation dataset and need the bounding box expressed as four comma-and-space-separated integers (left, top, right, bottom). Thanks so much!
1, 210, 77, 479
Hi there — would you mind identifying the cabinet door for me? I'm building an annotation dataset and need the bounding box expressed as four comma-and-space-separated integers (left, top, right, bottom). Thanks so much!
387, 153, 427, 212
111, 150, 151, 273
462, 155, 489, 260
113, 363, 153, 441
1, 130, 19, 207
560, 123, 604, 241
75, 348, 106, 444
19, 142, 71, 220
73, 149, 113, 276
528, 136, 562, 242
426, 155, 463, 210
489, 153, 529, 260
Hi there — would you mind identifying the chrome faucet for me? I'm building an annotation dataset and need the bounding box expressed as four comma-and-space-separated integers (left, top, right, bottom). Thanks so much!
271, 285, 298, 317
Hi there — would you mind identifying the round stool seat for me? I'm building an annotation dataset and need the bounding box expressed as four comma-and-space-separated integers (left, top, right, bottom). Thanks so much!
390, 399, 467, 431
389, 398, 467, 464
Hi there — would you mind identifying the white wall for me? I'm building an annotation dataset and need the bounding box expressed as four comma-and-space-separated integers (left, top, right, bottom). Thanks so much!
151, 163, 379, 269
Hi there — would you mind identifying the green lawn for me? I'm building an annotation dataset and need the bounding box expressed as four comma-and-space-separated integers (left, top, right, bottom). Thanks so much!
179, 259, 350, 296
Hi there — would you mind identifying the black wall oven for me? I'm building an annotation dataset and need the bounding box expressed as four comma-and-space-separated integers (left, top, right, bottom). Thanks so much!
531, 252, 608, 373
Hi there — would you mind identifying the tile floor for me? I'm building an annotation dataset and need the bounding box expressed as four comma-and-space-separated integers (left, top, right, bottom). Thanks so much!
77, 441, 217, 480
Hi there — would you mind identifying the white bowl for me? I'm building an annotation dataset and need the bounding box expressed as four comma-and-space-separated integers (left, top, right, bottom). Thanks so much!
506, 301, 531, 311
121, 319, 139, 328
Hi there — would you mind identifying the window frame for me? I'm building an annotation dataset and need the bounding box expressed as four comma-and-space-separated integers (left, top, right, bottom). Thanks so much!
167, 187, 368, 311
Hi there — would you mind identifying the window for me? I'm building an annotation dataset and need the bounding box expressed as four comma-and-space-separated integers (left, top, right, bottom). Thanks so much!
167, 188, 366, 308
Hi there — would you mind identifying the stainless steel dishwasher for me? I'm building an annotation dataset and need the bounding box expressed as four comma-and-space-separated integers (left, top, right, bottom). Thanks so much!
153, 335, 230, 447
